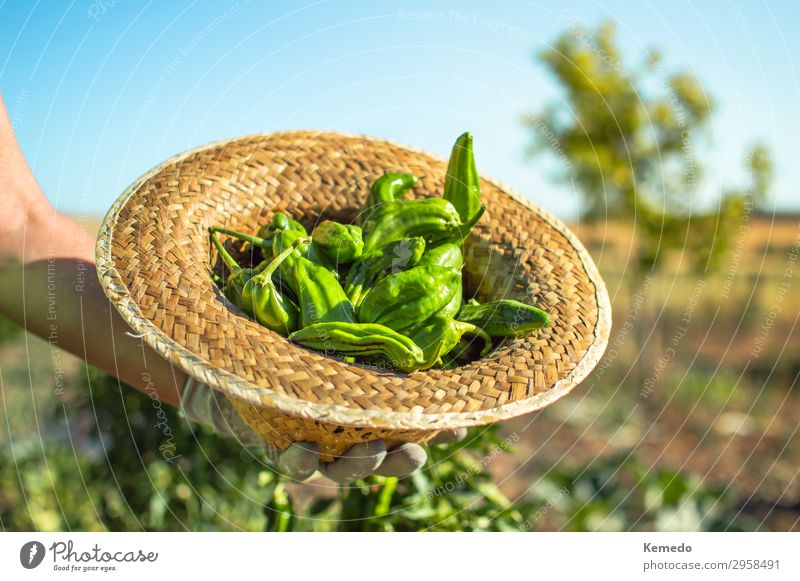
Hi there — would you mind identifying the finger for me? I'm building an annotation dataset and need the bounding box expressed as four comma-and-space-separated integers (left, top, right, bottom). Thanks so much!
278, 441, 320, 481
320, 440, 386, 484
205, 388, 265, 446
374, 443, 427, 477
428, 427, 468, 445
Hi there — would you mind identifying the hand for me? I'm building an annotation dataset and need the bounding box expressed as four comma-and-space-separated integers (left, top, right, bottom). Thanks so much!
180, 376, 467, 483
0, 95, 93, 266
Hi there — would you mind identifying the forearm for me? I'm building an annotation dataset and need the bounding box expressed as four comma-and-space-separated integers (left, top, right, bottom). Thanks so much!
0, 247, 185, 407
1, 92, 185, 406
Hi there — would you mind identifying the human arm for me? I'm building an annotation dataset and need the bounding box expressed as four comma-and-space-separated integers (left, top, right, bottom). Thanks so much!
0, 93, 185, 406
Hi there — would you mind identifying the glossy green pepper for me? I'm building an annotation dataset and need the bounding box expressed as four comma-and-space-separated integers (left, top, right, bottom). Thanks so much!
417, 243, 464, 318
210, 223, 337, 283
209, 230, 256, 307
439, 283, 462, 319
272, 226, 338, 277
361, 198, 463, 253
359, 172, 418, 226
289, 321, 425, 373
257, 212, 307, 241
443, 131, 485, 227
292, 256, 355, 327
408, 314, 492, 369
344, 237, 426, 307
358, 265, 460, 332
456, 298, 551, 337
416, 243, 462, 269
240, 238, 307, 335
312, 220, 364, 265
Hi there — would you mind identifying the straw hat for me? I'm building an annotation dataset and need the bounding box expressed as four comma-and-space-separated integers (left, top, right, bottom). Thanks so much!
96, 131, 611, 460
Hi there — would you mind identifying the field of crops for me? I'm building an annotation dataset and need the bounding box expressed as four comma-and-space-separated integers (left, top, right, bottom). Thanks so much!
1, 214, 797, 531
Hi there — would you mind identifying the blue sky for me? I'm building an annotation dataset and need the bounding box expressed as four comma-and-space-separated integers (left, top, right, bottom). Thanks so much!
1, 0, 797, 220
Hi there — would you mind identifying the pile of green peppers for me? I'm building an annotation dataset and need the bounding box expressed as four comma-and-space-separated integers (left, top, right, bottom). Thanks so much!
209, 132, 551, 372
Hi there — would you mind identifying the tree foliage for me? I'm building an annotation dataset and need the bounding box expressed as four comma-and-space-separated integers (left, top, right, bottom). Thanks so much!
525, 22, 773, 272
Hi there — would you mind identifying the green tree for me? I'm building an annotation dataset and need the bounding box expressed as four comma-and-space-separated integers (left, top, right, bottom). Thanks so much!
524, 21, 772, 273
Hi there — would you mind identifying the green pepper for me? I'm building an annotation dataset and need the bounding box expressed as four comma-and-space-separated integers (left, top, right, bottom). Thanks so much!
417, 243, 464, 318
456, 299, 551, 337
439, 283, 463, 318
210, 225, 293, 294
257, 212, 307, 241
289, 322, 425, 373
408, 314, 492, 369
443, 131, 485, 227
210, 223, 338, 281
416, 242, 462, 269
240, 238, 307, 335
273, 227, 338, 276
344, 237, 426, 307
312, 220, 364, 265
359, 172, 418, 226
361, 198, 463, 253
358, 265, 460, 332
211, 229, 306, 333
209, 230, 256, 307
292, 256, 355, 327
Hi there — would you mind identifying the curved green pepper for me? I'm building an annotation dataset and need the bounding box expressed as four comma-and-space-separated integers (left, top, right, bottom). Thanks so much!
289, 321, 425, 373
444, 131, 485, 227
417, 243, 464, 318
240, 238, 307, 335
209, 230, 256, 307
456, 299, 551, 337
292, 256, 355, 327
344, 237, 426, 307
312, 220, 364, 265
359, 172, 418, 226
361, 198, 463, 253
409, 314, 492, 369
358, 265, 461, 332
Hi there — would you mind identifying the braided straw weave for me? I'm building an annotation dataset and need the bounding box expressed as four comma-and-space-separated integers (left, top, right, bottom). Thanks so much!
96, 131, 611, 460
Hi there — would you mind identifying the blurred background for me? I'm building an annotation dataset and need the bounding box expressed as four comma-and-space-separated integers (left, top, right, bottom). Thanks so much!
0, 0, 797, 531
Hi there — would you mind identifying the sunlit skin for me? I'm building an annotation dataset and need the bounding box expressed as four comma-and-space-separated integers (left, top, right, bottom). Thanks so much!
0, 94, 184, 406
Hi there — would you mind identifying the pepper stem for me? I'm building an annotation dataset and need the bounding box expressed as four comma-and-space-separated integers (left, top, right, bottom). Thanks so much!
255, 236, 311, 282
209, 229, 241, 273
459, 321, 493, 357
452, 204, 486, 246
209, 225, 268, 249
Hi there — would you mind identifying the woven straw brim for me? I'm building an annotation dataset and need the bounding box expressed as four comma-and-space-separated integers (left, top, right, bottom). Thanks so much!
96, 131, 611, 457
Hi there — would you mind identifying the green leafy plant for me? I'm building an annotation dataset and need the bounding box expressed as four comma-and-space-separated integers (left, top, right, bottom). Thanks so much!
529, 453, 760, 531
0, 367, 756, 532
